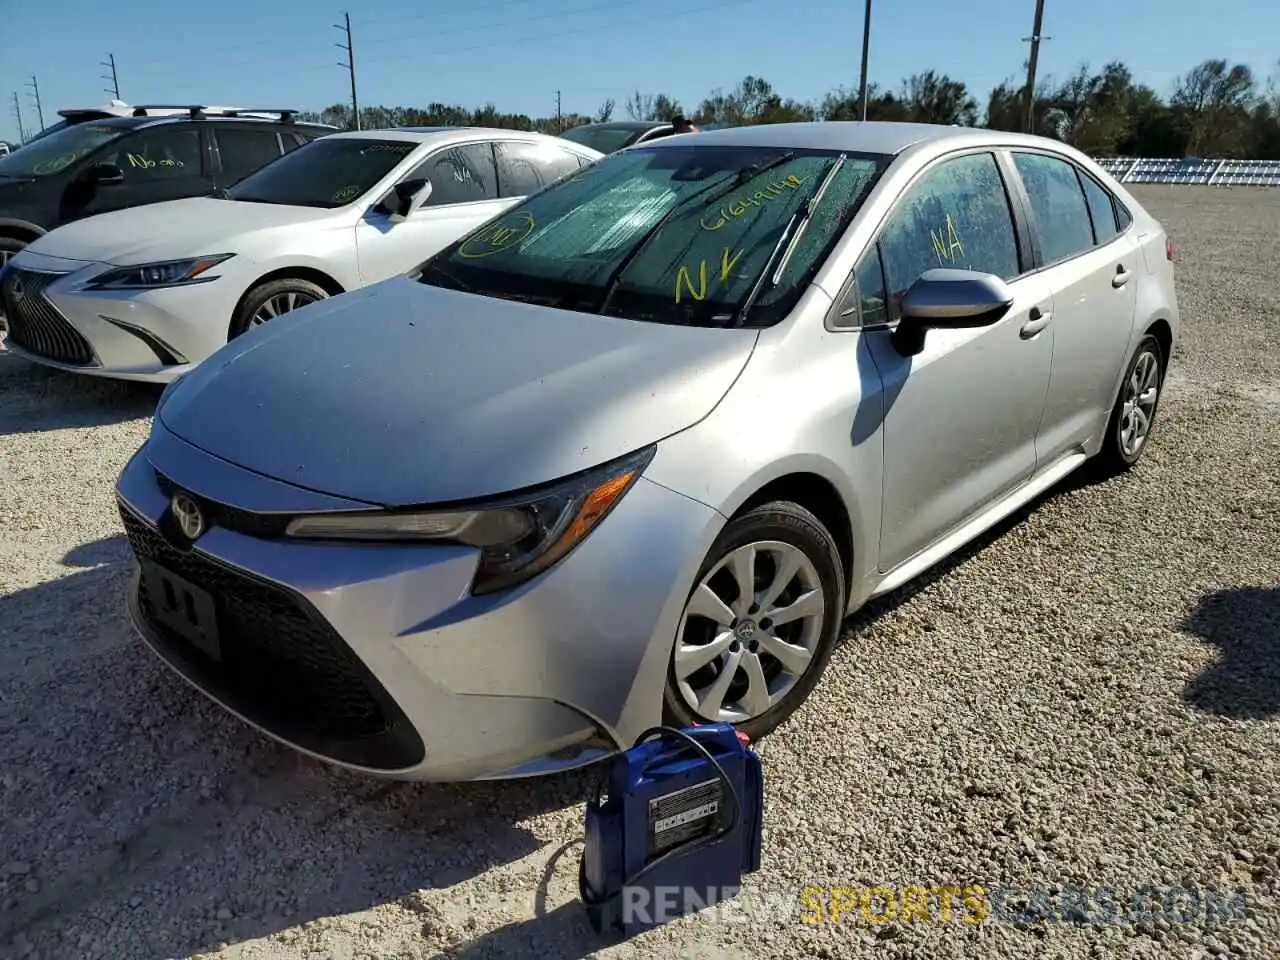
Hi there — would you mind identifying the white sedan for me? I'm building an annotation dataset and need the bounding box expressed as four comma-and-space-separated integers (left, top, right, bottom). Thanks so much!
0, 128, 601, 381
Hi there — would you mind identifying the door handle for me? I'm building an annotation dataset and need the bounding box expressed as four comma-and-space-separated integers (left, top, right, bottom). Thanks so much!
1020, 306, 1051, 339
1112, 265, 1132, 288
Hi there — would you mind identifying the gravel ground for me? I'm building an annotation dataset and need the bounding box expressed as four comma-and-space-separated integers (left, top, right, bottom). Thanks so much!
0, 184, 1277, 960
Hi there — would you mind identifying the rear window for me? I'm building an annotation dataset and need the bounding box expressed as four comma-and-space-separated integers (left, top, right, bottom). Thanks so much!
558, 125, 647, 155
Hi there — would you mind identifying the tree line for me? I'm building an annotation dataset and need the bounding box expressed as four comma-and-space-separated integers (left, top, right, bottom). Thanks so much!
299, 57, 1280, 160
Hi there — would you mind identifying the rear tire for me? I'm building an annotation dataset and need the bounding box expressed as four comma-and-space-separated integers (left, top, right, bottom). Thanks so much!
229, 278, 329, 340
1088, 333, 1165, 478
662, 500, 845, 742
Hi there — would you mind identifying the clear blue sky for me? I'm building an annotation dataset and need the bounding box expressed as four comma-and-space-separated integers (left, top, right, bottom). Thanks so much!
2, 0, 1277, 143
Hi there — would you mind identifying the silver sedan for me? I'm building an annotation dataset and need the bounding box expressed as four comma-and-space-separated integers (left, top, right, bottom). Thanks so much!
114, 121, 1179, 781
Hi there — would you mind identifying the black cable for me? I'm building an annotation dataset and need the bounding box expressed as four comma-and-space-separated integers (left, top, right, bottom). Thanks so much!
580, 724, 745, 911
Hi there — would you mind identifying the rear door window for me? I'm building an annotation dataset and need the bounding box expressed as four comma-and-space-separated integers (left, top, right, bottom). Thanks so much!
215, 127, 285, 183
1011, 152, 1096, 265
494, 141, 585, 197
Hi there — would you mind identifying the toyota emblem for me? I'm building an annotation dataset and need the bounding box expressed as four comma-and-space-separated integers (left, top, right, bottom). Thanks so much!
9, 275, 24, 303
170, 493, 205, 540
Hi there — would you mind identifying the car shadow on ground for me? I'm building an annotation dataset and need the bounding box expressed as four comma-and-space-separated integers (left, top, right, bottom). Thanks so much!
0, 349, 161, 436
1180, 585, 1280, 720
0, 536, 596, 959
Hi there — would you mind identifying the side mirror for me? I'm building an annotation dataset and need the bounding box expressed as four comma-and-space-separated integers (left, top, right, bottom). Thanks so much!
89, 162, 124, 186
891, 268, 1014, 357
382, 178, 430, 221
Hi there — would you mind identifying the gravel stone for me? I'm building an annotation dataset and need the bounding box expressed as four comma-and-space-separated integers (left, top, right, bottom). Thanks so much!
0, 185, 1277, 958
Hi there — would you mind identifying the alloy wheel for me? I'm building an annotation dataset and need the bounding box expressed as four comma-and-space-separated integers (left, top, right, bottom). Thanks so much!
250, 290, 320, 327
674, 540, 826, 723
1119, 348, 1161, 457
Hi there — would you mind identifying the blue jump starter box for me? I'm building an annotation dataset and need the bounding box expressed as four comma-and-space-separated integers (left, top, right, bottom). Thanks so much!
579, 722, 764, 937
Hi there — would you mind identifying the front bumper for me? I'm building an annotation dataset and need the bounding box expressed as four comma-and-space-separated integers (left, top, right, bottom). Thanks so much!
115, 423, 725, 781
1, 250, 245, 382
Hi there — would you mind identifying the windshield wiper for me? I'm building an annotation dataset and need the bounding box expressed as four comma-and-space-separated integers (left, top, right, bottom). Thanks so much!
729, 153, 847, 327
596, 151, 796, 315
417, 260, 474, 293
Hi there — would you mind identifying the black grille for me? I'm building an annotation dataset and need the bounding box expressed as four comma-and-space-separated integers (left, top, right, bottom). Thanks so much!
119, 501, 425, 770
0, 268, 97, 366
153, 470, 291, 539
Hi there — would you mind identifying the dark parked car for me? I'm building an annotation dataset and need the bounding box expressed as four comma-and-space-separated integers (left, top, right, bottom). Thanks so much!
0, 105, 335, 272
558, 120, 679, 154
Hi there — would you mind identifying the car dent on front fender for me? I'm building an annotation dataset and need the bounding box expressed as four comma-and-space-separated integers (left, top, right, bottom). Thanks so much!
158, 275, 762, 505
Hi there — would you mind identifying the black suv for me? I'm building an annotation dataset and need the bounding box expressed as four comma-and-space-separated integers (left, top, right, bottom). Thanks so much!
0, 105, 335, 269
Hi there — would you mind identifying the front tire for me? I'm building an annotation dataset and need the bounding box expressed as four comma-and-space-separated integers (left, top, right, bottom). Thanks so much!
663, 500, 846, 742
229, 277, 329, 340
1089, 333, 1165, 478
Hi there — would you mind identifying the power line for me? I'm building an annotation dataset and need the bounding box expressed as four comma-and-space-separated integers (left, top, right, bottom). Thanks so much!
1022, 0, 1050, 133
26, 76, 44, 132
335, 11, 360, 129
133, 0, 765, 89
101, 53, 121, 100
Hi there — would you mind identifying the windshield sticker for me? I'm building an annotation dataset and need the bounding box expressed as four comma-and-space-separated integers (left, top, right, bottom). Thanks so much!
457, 213, 537, 259
674, 246, 747, 303
700, 174, 809, 232
331, 184, 360, 204
31, 152, 82, 175
931, 214, 965, 265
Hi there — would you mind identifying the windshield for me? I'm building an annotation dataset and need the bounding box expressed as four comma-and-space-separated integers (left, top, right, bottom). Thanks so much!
226, 137, 418, 208
0, 123, 125, 178
559, 125, 648, 155
417, 144, 888, 328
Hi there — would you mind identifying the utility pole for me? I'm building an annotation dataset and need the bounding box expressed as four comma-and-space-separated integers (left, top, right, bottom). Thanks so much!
858, 0, 873, 121
1022, 0, 1049, 134
11, 91, 25, 143
101, 53, 121, 100
555, 90, 562, 132
335, 12, 361, 130
26, 76, 45, 132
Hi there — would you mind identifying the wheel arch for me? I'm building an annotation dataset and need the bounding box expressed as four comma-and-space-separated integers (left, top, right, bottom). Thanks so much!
229, 266, 346, 333
1143, 317, 1174, 383
724, 469, 858, 603
0, 218, 45, 243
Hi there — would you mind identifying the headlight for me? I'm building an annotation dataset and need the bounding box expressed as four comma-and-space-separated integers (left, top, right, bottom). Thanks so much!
87, 254, 235, 290
284, 445, 656, 595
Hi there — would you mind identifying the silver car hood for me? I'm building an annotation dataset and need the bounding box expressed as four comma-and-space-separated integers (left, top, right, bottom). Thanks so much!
158, 275, 758, 506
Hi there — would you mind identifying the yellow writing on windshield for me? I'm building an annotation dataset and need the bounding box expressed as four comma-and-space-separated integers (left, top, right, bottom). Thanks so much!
457, 212, 537, 259
700, 174, 808, 232
931, 214, 964, 265
675, 246, 746, 303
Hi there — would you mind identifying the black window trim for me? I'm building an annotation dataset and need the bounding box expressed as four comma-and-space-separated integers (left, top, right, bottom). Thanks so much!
1004, 146, 1137, 274
826, 145, 1032, 333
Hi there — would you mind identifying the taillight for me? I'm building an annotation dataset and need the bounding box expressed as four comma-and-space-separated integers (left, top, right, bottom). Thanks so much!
1166, 238, 1175, 261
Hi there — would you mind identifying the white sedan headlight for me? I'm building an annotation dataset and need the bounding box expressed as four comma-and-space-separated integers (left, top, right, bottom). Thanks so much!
87, 254, 235, 290
284, 446, 655, 594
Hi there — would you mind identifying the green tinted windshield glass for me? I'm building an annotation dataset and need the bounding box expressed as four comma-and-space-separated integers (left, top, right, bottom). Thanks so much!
419, 144, 887, 328
0, 124, 125, 178
227, 137, 417, 208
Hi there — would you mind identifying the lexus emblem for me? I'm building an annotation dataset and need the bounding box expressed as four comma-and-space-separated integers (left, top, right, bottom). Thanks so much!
170, 493, 205, 540
9, 275, 24, 302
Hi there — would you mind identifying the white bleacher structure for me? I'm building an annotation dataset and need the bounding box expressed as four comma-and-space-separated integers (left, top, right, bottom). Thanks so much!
1093, 156, 1280, 187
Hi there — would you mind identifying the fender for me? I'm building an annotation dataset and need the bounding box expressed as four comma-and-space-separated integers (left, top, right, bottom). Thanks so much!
0, 217, 46, 238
